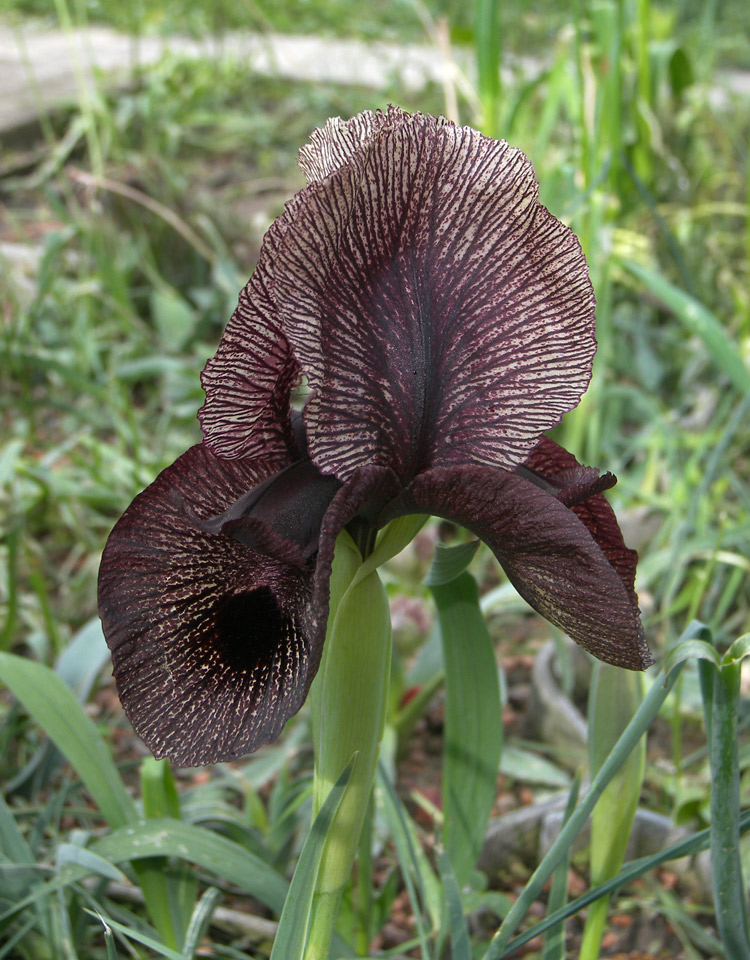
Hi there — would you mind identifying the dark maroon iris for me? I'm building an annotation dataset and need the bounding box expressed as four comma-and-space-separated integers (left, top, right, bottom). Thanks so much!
98, 107, 651, 767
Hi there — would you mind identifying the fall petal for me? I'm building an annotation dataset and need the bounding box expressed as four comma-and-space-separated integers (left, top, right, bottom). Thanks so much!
302, 464, 402, 688
98, 445, 315, 766
276, 110, 596, 483
521, 437, 638, 600
381, 465, 651, 669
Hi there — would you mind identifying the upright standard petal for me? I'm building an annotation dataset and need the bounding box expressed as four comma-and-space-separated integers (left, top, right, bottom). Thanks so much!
276, 109, 596, 483
98, 445, 315, 765
298, 109, 392, 183
380, 464, 651, 670
199, 202, 303, 462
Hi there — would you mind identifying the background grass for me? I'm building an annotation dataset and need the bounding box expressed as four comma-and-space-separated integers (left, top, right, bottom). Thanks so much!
1, 0, 750, 957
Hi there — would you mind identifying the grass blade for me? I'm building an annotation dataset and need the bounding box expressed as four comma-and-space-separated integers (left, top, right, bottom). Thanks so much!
430, 572, 502, 886
180, 887, 222, 960
85, 911, 184, 960
499, 808, 750, 956
92, 819, 288, 915
709, 661, 750, 956
139, 758, 197, 950
475, 0, 501, 136
378, 765, 439, 959
620, 259, 750, 394
269, 758, 353, 960
542, 775, 580, 960
580, 666, 644, 959
437, 846, 471, 960
0, 653, 136, 829
483, 659, 685, 959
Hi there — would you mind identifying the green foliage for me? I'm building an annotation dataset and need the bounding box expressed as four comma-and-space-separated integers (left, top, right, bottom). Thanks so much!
580, 666, 644, 959
0, 654, 137, 829
270, 762, 352, 960
2, 0, 749, 955
429, 567, 502, 886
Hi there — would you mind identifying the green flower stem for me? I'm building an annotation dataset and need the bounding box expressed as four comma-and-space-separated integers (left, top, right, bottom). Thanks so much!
709, 660, 750, 957
309, 532, 362, 775
484, 662, 684, 960
306, 535, 394, 960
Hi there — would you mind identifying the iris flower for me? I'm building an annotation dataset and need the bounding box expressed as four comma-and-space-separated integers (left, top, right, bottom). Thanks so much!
99, 107, 651, 767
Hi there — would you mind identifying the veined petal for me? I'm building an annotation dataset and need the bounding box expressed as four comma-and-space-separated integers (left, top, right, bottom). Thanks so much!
98, 445, 314, 766
276, 109, 596, 483
380, 465, 651, 669
521, 437, 638, 599
298, 108, 393, 183
304, 464, 402, 682
199, 203, 303, 461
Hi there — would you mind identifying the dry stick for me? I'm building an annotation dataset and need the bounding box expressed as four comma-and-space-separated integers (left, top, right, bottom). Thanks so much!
92, 880, 279, 941
66, 167, 216, 263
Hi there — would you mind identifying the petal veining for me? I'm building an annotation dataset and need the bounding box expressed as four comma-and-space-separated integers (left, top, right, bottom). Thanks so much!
522, 437, 639, 598
303, 464, 402, 684
199, 202, 303, 461
98, 445, 313, 765
381, 464, 651, 669
298, 108, 394, 183
276, 110, 596, 483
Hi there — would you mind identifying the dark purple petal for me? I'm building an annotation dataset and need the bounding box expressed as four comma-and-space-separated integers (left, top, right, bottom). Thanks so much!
98, 444, 315, 766
303, 464, 402, 684
199, 204, 303, 461
275, 109, 596, 483
217, 459, 341, 560
522, 437, 638, 601
380, 465, 651, 670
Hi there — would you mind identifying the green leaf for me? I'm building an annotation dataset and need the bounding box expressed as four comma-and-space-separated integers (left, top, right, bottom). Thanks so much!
423, 540, 480, 587
437, 846, 471, 960
141, 758, 181, 821
664, 638, 721, 675
378, 765, 440, 958
55, 844, 126, 883
0, 794, 33, 867
85, 910, 184, 960
707, 662, 750, 955
139, 758, 197, 951
55, 617, 110, 703
580, 667, 644, 960
92, 819, 288, 914
620, 259, 750, 395
312, 566, 392, 895
498, 808, 750, 957
103, 916, 119, 960
180, 887, 222, 960
724, 633, 750, 666
542, 776, 580, 960
269, 760, 353, 960
668, 46, 693, 98
483, 659, 685, 960
499, 746, 570, 789
0, 653, 136, 829
431, 572, 502, 886
475, 0, 502, 137
150, 288, 197, 350
0, 795, 37, 904
355, 514, 429, 581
